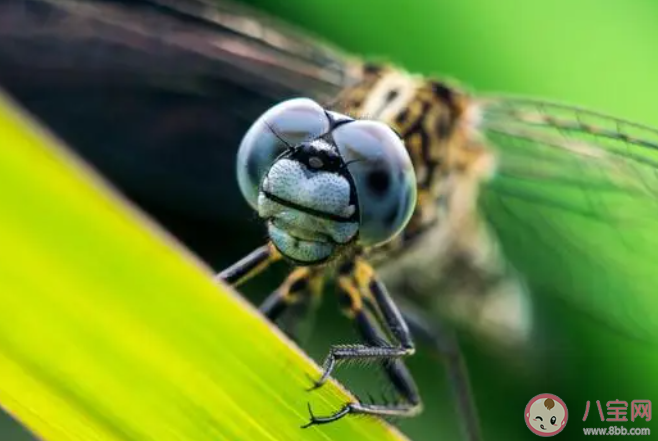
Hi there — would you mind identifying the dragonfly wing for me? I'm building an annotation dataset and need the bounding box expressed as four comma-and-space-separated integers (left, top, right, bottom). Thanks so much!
0, 0, 360, 221
478, 96, 658, 342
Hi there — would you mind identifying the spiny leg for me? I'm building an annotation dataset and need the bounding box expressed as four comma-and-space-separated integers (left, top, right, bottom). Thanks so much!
303, 309, 422, 427
401, 302, 482, 441
309, 259, 415, 389
303, 258, 421, 427
216, 242, 282, 287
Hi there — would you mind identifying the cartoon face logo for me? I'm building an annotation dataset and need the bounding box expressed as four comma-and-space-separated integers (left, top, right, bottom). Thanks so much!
525, 393, 568, 436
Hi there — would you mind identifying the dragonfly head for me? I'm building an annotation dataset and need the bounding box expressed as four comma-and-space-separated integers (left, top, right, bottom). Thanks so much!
237, 98, 417, 265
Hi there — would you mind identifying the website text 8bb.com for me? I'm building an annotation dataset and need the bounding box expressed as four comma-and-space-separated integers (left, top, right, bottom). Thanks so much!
583, 426, 650, 436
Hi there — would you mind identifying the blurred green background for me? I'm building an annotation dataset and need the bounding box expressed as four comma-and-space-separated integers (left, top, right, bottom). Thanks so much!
2, 0, 658, 440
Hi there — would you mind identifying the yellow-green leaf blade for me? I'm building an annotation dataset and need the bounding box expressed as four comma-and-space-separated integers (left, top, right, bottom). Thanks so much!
0, 90, 409, 441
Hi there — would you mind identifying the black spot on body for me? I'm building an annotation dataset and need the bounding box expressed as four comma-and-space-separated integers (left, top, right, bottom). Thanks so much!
289, 277, 308, 293
396, 108, 410, 125
338, 290, 353, 309
338, 260, 355, 275
436, 115, 453, 139
429, 81, 459, 137
367, 169, 390, 196
363, 63, 384, 76
425, 161, 437, 188
385, 89, 399, 103
430, 81, 456, 105
417, 114, 434, 187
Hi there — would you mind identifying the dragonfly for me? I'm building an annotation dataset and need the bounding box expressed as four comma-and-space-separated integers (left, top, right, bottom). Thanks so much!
2, 1, 658, 440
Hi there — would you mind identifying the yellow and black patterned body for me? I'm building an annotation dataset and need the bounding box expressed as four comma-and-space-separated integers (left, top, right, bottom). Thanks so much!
334, 64, 492, 256
331, 65, 528, 348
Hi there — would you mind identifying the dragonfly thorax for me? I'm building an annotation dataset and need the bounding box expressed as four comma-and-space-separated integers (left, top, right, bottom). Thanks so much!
333, 64, 496, 251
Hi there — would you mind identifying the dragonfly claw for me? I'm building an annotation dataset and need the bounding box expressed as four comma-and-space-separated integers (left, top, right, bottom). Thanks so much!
305, 372, 325, 391
301, 402, 354, 428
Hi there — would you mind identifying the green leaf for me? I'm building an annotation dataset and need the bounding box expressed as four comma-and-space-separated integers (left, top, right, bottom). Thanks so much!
0, 90, 409, 441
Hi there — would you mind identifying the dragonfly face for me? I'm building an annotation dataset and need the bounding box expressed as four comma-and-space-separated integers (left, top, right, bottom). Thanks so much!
236, 97, 417, 264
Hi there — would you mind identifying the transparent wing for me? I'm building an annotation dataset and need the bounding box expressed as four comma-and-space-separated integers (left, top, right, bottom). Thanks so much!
0, 0, 360, 222
479, 96, 658, 342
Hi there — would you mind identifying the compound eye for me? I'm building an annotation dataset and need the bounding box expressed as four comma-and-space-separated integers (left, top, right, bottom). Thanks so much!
333, 120, 416, 246
237, 98, 330, 208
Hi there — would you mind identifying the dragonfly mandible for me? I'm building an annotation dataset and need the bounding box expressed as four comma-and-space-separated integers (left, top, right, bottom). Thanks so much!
3, 1, 658, 440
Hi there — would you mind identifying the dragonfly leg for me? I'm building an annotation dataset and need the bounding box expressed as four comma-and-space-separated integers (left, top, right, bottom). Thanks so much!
260, 267, 323, 317
303, 259, 422, 427
400, 303, 482, 441
308, 259, 415, 389
277, 275, 325, 346
215, 242, 281, 287
218, 243, 324, 342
